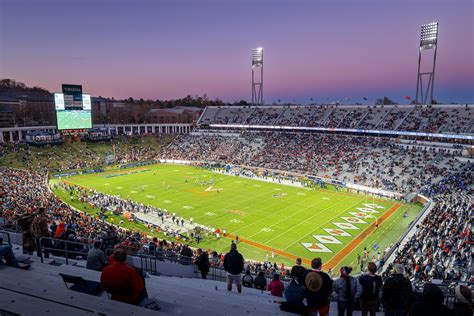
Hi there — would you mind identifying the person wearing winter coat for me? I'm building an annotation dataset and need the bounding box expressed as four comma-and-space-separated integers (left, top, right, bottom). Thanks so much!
194, 248, 210, 279
382, 264, 412, 316
333, 266, 362, 316
223, 243, 244, 293
358, 262, 383, 316
280, 277, 307, 314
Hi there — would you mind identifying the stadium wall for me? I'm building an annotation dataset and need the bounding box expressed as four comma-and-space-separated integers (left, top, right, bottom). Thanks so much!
0, 123, 193, 143
207, 123, 474, 141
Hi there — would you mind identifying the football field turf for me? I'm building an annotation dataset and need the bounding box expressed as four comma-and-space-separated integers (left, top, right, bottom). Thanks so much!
51, 163, 422, 271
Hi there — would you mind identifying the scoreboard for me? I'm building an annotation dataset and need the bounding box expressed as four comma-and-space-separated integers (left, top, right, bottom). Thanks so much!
54, 84, 92, 130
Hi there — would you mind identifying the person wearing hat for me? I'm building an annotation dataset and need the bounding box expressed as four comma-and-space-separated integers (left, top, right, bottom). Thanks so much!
408, 283, 451, 316
382, 263, 412, 316
304, 257, 333, 316
333, 266, 362, 316
452, 285, 473, 316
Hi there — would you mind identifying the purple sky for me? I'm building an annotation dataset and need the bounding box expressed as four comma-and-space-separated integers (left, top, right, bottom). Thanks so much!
1, 0, 473, 104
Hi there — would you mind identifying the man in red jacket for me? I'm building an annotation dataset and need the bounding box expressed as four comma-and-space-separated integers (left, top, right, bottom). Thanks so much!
100, 246, 146, 305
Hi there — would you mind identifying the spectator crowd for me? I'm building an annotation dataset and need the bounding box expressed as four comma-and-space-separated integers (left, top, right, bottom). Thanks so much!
0, 127, 472, 315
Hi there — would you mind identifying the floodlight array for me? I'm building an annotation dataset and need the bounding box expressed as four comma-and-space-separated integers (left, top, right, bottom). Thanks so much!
420, 22, 438, 48
252, 47, 263, 66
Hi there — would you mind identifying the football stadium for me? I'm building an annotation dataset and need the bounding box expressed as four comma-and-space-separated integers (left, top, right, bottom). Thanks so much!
0, 1, 472, 315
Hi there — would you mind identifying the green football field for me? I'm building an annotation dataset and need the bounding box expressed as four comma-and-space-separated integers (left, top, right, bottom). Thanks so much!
50, 163, 422, 271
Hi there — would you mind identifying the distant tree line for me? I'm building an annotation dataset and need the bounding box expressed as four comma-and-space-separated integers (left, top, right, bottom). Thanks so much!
0, 79, 51, 97
1, 78, 250, 108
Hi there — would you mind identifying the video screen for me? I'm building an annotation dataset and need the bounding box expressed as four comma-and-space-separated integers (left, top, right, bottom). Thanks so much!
55, 90, 92, 130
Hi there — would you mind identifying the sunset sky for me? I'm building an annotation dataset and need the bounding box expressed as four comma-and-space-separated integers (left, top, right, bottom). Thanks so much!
1, 0, 473, 104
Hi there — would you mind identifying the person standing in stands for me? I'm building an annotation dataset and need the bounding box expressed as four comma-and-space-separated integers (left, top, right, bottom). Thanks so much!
382, 264, 412, 316
290, 258, 306, 283
282, 274, 306, 314
100, 246, 146, 305
17, 213, 35, 255
224, 242, 244, 293
304, 257, 333, 316
358, 262, 383, 316
333, 266, 362, 316
194, 248, 210, 279
31, 207, 50, 258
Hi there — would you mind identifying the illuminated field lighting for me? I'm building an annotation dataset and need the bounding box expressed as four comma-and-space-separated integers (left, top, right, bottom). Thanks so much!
251, 47, 264, 105
252, 47, 263, 66
416, 22, 439, 105
420, 22, 439, 49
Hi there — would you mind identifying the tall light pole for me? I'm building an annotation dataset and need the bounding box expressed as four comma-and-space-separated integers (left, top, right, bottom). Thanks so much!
252, 47, 264, 106
415, 22, 439, 105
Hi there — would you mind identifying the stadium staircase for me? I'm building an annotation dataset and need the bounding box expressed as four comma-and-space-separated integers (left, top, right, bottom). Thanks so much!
394, 106, 416, 131
373, 107, 392, 129
355, 110, 369, 128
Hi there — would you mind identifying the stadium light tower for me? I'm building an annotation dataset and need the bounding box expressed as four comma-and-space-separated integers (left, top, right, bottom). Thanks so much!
415, 22, 439, 105
252, 47, 264, 106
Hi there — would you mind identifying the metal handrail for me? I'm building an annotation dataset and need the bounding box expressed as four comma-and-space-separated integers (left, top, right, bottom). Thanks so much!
0, 230, 12, 245
137, 252, 195, 275
0, 218, 20, 233
39, 237, 93, 265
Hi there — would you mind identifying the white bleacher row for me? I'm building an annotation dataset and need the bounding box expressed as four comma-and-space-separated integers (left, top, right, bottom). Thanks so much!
1, 243, 386, 316
198, 104, 474, 134
2, 245, 288, 316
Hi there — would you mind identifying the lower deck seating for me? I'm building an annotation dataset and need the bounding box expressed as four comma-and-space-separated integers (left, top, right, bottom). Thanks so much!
3, 245, 385, 315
